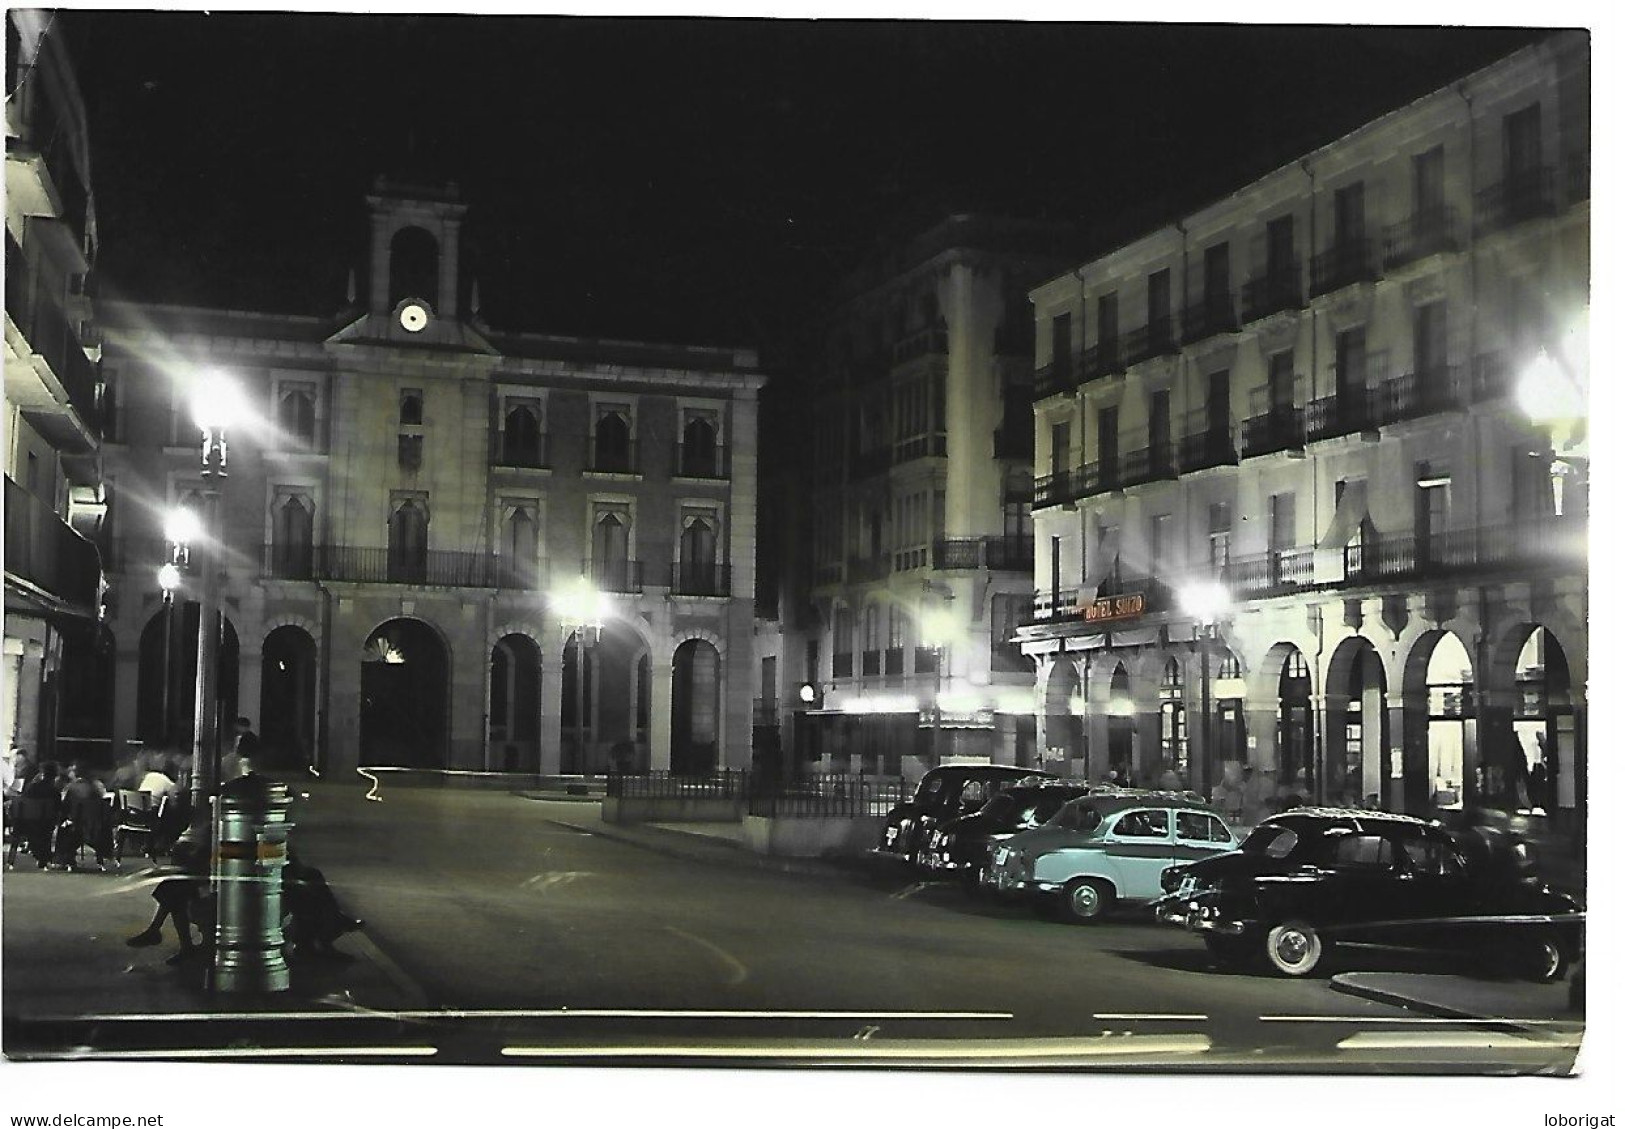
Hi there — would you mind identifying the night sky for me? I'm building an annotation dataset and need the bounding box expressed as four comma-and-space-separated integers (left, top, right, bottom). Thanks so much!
61, 12, 1546, 367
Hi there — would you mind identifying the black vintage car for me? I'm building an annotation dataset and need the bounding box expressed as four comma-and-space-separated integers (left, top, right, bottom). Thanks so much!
1153, 808, 1584, 980
877, 764, 1054, 868
920, 780, 1094, 887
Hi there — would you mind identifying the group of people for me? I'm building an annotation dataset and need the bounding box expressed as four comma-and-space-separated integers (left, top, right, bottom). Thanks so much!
4, 750, 124, 871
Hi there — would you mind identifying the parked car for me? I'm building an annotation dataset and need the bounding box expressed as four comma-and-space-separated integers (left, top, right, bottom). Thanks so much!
921, 780, 1094, 887
877, 764, 1053, 867
986, 791, 1237, 921
1153, 807, 1585, 980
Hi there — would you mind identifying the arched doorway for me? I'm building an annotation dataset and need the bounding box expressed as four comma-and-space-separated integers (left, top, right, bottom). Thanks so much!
1158, 658, 1187, 787
360, 619, 449, 769
261, 626, 318, 771
136, 604, 239, 758
1042, 658, 1083, 772
1404, 630, 1475, 815
672, 639, 722, 775
1273, 646, 1312, 797
1505, 626, 1573, 815
1106, 663, 1133, 782
490, 633, 542, 772
1326, 636, 1389, 808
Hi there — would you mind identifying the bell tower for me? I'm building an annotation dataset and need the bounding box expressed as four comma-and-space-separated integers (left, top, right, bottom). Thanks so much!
365, 177, 467, 325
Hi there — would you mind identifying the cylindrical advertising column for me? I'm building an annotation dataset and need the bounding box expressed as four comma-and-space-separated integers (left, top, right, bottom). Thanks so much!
211, 773, 293, 993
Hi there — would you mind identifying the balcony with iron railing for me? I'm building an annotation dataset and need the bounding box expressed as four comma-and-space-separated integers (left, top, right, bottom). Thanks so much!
1081, 340, 1125, 383
1341, 517, 1586, 584
4, 475, 102, 612
1181, 293, 1238, 345
1224, 547, 1314, 598
257, 543, 529, 588
5, 231, 101, 440
1309, 239, 1377, 297
1034, 354, 1080, 400
1178, 419, 1238, 473
1240, 266, 1303, 323
1034, 468, 1080, 509
1078, 456, 1122, 499
11, 66, 92, 241
1123, 317, 1178, 366
670, 561, 731, 596
587, 437, 641, 475
491, 430, 550, 470
1305, 387, 1378, 443
672, 441, 731, 479
1239, 405, 1305, 458
932, 535, 1034, 572
1119, 437, 1178, 489
1367, 366, 1464, 427
1383, 206, 1459, 269
1475, 166, 1556, 234
894, 433, 947, 465
585, 557, 645, 593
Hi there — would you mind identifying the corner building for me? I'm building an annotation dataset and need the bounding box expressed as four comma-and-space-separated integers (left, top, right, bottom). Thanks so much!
790, 217, 1073, 777
1020, 34, 1588, 834
98, 180, 766, 778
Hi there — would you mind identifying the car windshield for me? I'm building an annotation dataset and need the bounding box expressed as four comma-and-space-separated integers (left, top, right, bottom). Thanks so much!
976, 793, 1019, 825
1240, 823, 1301, 859
1050, 800, 1104, 833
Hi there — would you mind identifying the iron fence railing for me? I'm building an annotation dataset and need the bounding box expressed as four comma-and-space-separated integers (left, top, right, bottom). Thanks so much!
747, 773, 911, 818
607, 769, 752, 800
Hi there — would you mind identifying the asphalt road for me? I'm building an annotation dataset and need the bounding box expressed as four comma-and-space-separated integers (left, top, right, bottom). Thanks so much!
256, 785, 1579, 1072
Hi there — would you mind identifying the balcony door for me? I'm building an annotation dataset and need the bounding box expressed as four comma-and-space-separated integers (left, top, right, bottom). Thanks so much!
594, 511, 631, 590
273, 494, 314, 579
680, 514, 719, 594
1414, 146, 1445, 216
387, 498, 428, 583
1096, 405, 1119, 488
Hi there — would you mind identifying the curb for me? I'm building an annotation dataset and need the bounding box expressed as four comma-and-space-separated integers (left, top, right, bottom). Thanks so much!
543, 816, 862, 883
1328, 974, 1576, 1041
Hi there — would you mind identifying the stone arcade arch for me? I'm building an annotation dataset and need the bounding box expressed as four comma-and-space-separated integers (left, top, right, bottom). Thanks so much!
672, 638, 722, 775
1325, 635, 1389, 808
561, 619, 648, 774
490, 632, 543, 772
1106, 662, 1133, 782
360, 618, 450, 769
1042, 657, 1083, 772
1485, 624, 1577, 817
260, 625, 318, 770
136, 605, 239, 757
1402, 629, 1476, 816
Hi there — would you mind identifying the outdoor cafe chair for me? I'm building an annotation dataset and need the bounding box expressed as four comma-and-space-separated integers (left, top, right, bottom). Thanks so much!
114, 790, 162, 866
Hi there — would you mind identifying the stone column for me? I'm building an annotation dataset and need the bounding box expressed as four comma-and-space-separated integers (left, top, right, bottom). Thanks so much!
539, 647, 563, 775
649, 658, 674, 771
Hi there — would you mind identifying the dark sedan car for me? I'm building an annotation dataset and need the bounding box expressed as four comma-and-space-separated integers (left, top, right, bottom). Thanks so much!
920, 780, 1094, 887
1154, 808, 1584, 980
877, 764, 1054, 868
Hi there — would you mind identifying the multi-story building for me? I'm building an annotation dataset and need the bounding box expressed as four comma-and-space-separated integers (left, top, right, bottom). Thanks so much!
4, 11, 110, 764
785, 216, 1074, 778
1020, 32, 1588, 834
97, 178, 767, 778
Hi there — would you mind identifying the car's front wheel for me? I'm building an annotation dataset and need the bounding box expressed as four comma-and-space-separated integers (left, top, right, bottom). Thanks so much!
1265, 920, 1329, 977
1522, 930, 1570, 984
1060, 878, 1114, 923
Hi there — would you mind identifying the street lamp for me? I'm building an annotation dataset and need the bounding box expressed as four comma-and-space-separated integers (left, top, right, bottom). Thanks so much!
176, 371, 245, 848
1179, 579, 1232, 799
156, 562, 182, 748
1517, 346, 1588, 518
551, 577, 609, 775
918, 607, 956, 767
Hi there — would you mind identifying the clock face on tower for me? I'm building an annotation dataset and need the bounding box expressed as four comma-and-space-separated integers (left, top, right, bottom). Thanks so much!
398, 301, 431, 333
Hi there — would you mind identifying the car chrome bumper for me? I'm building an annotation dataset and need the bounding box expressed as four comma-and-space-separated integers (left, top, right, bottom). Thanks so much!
1154, 902, 1246, 936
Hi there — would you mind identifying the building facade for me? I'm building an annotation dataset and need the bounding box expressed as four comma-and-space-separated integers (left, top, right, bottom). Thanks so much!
4, 11, 110, 764
97, 180, 766, 778
785, 216, 1073, 779
1020, 33, 1588, 833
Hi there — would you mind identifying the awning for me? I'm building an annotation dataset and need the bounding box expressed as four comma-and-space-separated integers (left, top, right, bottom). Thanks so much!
1082, 524, 1122, 590
1317, 479, 1370, 552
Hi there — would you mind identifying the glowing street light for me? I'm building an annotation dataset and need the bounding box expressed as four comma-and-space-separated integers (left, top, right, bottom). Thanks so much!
918, 606, 958, 766
552, 578, 610, 774
1517, 339, 1589, 519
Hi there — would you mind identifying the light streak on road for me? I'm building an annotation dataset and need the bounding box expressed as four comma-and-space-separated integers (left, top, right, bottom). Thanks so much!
1095, 1013, 1208, 1021
50, 1007, 1015, 1022
500, 1034, 1213, 1060
18, 1046, 440, 1061
665, 926, 749, 985
1336, 1031, 1577, 1051
357, 767, 383, 801
1261, 1016, 1582, 1026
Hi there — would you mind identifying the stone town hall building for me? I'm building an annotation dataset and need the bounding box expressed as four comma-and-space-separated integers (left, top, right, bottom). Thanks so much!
96, 179, 767, 778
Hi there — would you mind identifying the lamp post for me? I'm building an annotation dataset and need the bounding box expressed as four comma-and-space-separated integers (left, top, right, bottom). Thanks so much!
552, 577, 608, 775
176, 373, 245, 848
919, 608, 955, 767
156, 561, 182, 748
1516, 346, 1588, 518
1179, 580, 1232, 799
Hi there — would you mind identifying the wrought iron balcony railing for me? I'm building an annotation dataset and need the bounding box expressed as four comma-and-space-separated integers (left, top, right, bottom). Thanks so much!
672, 441, 731, 479
670, 562, 731, 596
1383, 206, 1459, 269
1367, 366, 1464, 427
3, 475, 102, 612
1305, 389, 1377, 443
1309, 239, 1377, 297
1240, 268, 1303, 323
1081, 340, 1125, 382
1475, 166, 1556, 233
892, 324, 949, 364
1178, 426, 1238, 473
492, 430, 550, 470
931, 535, 1034, 571
585, 557, 645, 593
1239, 405, 1305, 458
587, 437, 641, 475
1123, 317, 1178, 366
1181, 294, 1238, 345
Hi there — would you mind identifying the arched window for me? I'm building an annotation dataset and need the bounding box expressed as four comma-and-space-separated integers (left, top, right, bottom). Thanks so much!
593, 511, 630, 590
273, 495, 314, 579
680, 415, 718, 476
503, 403, 542, 467
594, 411, 631, 472
388, 499, 428, 583
389, 226, 439, 309
679, 515, 719, 594
278, 387, 316, 444
501, 505, 538, 587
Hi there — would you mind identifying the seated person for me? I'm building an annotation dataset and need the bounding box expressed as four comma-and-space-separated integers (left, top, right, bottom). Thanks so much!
282, 849, 363, 961
138, 758, 181, 800
17, 763, 63, 868
126, 837, 212, 964
52, 763, 114, 870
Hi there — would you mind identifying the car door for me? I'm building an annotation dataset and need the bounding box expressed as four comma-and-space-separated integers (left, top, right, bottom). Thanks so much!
1101, 808, 1175, 900
1388, 829, 1479, 950
1174, 810, 1235, 865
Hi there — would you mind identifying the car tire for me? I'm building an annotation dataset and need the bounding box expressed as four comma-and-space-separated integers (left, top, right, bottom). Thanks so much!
1264, 920, 1329, 977
1523, 930, 1570, 984
1204, 935, 1252, 970
1061, 878, 1113, 923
